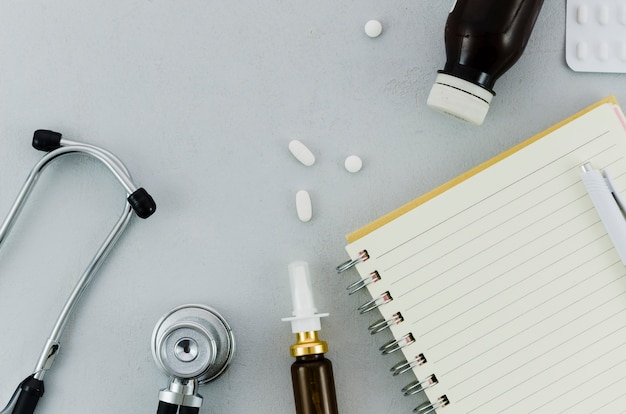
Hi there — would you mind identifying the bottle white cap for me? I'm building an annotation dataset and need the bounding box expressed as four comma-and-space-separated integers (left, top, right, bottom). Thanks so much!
282, 261, 329, 333
427, 73, 494, 126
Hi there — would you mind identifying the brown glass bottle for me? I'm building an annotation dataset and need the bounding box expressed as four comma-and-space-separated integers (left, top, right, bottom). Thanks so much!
289, 331, 339, 414
428, 0, 544, 125
291, 354, 339, 414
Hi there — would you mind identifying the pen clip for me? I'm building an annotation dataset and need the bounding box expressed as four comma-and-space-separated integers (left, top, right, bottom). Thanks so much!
581, 162, 626, 267
601, 168, 626, 217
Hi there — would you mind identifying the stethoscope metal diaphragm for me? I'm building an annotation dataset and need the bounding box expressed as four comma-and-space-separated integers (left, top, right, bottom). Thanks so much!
151, 304, 235, 384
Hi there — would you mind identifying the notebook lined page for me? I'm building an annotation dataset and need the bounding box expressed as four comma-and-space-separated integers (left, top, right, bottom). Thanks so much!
345, 101, 626, 414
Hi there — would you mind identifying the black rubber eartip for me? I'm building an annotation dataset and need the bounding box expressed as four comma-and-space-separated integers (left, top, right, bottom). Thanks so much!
32, 130, 63, 152
127, 188, 156, 219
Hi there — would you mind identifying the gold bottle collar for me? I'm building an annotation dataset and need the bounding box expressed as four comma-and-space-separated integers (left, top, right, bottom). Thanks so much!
290, 331, 328, 357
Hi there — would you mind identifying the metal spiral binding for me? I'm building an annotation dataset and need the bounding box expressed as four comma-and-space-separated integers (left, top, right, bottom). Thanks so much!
337, 253, 450, 413
346, 270, 381, 295
368, 312, 403, 334
391, 353, 427, 376
402, 374, 438, 396
379, 333, 415, 355
336, 250, 369, 273
357, 291, 393, 314
413, 395, 449, 414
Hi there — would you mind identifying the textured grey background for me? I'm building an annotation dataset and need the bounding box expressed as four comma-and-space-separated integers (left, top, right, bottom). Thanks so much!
0, 1, 623, 413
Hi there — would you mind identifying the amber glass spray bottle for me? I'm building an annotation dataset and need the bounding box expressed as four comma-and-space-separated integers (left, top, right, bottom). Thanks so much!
282, 261, 339, 414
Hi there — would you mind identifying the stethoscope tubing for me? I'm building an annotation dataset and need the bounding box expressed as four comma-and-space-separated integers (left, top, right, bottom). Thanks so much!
0, 134, 155, 413
60, 139, 136, 191
33, 203, 133, 380
0, 144, 137, 244
6, 145, 139, 380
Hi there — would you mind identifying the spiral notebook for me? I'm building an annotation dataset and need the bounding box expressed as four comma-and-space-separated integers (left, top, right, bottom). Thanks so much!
337, 96, 626, 413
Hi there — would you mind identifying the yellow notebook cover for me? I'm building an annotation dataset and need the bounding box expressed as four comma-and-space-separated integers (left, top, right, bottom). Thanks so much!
346, 95, 620, 244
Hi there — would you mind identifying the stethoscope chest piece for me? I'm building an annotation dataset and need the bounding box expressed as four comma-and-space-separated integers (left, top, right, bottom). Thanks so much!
152, 304, 235, 413
152, 304, 235, 384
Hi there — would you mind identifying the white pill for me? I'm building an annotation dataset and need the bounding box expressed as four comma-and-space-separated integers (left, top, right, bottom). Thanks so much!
295, 190, 313, 222
576, 41, 588, 60
288, 139, 316, 167
364, 20, 383, 38
344, 155, 363, 173
598, 5, 610, 25
598, 42, 609, 61
577, 5, 588, 24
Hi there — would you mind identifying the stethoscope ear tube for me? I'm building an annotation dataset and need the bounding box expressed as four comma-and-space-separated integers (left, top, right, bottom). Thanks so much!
32, 129, 157, 219
0, 130, 157, 414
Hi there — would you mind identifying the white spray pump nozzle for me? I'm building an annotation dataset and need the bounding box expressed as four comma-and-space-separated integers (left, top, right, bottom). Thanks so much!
282, 261, 329, 334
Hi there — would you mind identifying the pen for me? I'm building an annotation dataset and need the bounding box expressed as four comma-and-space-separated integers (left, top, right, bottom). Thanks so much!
581, 162, 626, 265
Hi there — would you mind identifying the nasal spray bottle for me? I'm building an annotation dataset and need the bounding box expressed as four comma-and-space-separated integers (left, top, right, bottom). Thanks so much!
282, 261, 339, 414
427, 0, 544, 125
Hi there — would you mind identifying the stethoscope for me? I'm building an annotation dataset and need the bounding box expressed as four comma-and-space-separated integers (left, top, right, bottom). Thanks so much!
151, 304, 235, 414
0, 129, 156, 414
0, 130, 236, 414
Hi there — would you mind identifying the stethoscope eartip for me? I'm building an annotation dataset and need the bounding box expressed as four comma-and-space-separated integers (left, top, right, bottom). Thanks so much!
128, 188, 157, 219
32, 129, 63, 152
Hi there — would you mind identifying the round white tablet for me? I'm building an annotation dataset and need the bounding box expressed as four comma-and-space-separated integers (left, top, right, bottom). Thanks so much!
364, 20, 383, 38
344, 155, 363, 173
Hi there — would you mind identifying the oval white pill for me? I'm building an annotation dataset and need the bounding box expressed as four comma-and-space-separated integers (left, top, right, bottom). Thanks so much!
364, 20, 383, 38
295, 190, 313, 222
577, 41, 588, 60
344, 155, 363, 173
577, 5, 588, 24
288, 139, 316, 167
598, 6, 610, 25
598, 42, 609, 61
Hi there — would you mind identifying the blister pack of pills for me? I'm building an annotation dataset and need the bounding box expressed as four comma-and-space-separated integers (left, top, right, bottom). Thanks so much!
566, 0, 626, 73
